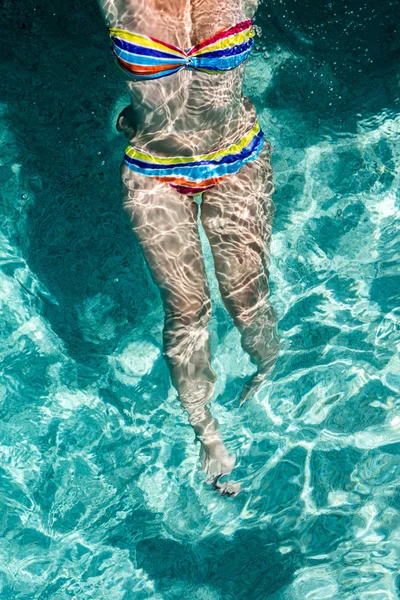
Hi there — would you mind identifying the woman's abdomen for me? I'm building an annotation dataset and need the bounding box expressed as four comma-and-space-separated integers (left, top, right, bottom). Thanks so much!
122, 68, 257, 156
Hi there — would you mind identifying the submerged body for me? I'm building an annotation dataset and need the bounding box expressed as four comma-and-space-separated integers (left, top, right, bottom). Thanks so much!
98, 0, 280, 495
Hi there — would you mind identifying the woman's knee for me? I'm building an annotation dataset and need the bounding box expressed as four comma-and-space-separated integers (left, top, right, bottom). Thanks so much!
164, 294, 212, 332
162, 299, 213, 371
163, 292, 211, 352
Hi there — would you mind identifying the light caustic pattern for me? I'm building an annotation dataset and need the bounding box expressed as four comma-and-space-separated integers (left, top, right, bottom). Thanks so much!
1, 13, 400, 600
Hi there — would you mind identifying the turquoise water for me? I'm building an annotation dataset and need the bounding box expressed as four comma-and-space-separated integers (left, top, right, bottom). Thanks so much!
1, 1, 400, 598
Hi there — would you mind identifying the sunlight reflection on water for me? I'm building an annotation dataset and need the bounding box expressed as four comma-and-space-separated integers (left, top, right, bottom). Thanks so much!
0, 0, 399, 598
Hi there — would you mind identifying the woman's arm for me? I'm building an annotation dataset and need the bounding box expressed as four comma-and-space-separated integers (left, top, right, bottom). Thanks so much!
246, 0, 259, 19
97, 0, 125, 27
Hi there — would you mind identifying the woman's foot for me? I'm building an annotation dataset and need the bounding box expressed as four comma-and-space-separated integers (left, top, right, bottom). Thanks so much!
191, 408, 241, 496
239, 368, 272, 406
199, 437, 241, 496
212, 475, 242, 497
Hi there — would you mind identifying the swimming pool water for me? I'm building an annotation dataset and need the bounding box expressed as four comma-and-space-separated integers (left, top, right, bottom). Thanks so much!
1, 0, 399, 598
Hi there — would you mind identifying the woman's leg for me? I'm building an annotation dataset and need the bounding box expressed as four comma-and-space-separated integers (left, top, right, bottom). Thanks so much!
121, 167, 238, 489
200, 145, 281, 404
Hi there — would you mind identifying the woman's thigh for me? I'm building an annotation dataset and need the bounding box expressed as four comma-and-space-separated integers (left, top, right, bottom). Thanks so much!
199, 145, 275, 323
121, 165, 210, 318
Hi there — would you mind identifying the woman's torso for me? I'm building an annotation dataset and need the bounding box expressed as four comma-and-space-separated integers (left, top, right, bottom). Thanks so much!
102, 0, 259, 156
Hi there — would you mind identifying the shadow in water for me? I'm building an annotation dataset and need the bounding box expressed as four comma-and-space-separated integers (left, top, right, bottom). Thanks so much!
0, 0, 157, 373
112, 524, 302, 599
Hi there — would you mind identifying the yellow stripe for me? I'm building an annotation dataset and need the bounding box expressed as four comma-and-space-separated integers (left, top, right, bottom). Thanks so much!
194, 69, 225, 75
109, 28, 185, 57
125, 121, 260, 164
193, 28, 255, 57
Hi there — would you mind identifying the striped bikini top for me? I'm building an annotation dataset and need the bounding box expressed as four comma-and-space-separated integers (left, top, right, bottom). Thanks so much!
108, 19, 256, 81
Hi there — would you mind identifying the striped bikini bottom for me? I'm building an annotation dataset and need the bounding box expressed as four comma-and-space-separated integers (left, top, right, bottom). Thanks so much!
123, 119, 265, 196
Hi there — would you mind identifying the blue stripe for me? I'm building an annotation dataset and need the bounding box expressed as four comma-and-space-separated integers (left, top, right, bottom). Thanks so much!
114, 46, 187, 66
191, 53, 251, 72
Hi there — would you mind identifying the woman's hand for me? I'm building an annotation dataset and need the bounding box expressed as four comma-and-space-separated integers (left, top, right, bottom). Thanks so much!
116, 104, 137, 140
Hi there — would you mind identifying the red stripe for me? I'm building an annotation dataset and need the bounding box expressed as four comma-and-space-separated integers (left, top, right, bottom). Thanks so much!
154, 174, 228, 187
148, 35, 186, 56
187, 19, 253, 56
170, 184, 215, 195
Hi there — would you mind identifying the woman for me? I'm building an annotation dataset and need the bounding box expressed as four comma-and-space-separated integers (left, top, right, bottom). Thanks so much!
98, 0, 280, 496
